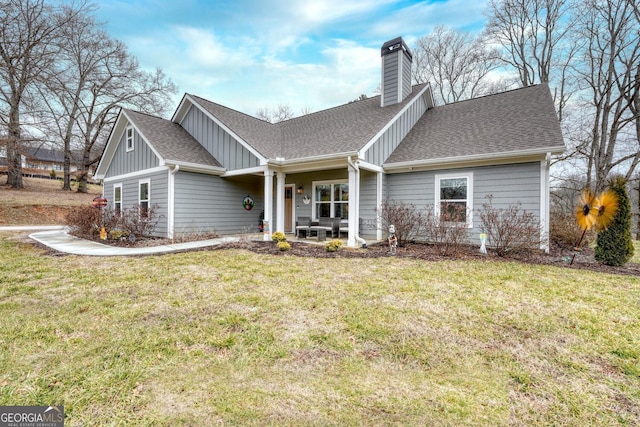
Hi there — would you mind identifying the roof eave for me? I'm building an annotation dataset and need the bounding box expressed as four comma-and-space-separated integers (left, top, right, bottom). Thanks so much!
166, 160, 226, 176
267, 151, 359, 173
383, 146, 566, 173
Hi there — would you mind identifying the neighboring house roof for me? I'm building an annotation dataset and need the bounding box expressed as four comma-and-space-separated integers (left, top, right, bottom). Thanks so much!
124, 109, 223, 168
186, 84, 429, 160
24, 147, 65, 163
385, 83, 565, 166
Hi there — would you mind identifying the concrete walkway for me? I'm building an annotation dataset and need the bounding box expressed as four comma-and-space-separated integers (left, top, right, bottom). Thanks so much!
0, 226, 238, 256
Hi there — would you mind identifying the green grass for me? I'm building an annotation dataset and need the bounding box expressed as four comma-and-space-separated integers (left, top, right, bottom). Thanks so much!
1, 235, 639, 426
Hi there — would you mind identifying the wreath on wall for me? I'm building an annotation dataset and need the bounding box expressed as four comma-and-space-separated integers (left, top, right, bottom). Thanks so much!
243, 195, 254, 210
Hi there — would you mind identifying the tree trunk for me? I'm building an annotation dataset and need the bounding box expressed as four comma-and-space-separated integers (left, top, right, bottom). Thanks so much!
6, 105, 23, 189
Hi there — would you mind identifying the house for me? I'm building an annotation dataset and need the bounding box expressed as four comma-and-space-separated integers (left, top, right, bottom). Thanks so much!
95, 36, 565, 248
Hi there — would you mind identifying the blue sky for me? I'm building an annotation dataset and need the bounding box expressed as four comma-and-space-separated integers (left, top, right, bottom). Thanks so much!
95, 0, 488, 117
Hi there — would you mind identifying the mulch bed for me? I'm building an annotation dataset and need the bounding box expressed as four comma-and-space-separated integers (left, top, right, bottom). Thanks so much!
211, 239, 640, 277
56, 231, 640, 277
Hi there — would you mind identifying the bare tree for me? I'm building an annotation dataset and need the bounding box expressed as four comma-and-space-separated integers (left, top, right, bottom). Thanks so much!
485, 0, 578, 120
0, 0, 88, 188
256, 104, 295, 123
38, 9, 176, 192
412, 26, 508, 104
575, 0, 640, 192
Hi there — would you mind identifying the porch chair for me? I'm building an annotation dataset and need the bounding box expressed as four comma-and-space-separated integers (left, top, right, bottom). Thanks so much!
295, 216, 311, 238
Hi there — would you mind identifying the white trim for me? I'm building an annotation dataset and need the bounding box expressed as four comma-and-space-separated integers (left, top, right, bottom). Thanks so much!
103, 166, 168, 183
167, 166, 179, 239
113, 183, 122, 214
125, 126, 134, 152
276, 171, 286, 233
434, 172, 474, 228
285, 183, 296, 234
165, 160, 225, 175
360, 84, 431, 157
139, 178, 150, 213
222, 165, 268, 177
383, 147, 565, 172
311, 179, 349, 221
540, 154, 550, 252
376, 172, 383, 240
358, 159, 384, 173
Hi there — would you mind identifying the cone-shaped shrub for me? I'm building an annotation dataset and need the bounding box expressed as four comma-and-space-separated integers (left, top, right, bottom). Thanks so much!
595, 177, 634, 266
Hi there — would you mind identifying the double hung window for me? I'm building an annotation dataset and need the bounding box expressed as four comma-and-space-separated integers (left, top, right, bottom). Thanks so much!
435, 173, 473, 227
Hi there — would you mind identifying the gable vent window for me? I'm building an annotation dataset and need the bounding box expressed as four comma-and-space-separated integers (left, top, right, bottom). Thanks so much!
126, 127, 134, 152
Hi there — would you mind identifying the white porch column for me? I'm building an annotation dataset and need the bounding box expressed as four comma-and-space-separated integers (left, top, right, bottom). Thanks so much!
276, 171, 286, 233
376, 171, 383, 241
263, 170, 274, 241
347, 158, 360, 247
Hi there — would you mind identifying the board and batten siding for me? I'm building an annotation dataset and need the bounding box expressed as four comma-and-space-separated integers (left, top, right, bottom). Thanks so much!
173, 171, 263, 236
359, 170, 379, 237
180, 106, 260, 170
387, 162, 542, 242
382, 53, 399, 106
104, 127, 160, 179
401, 52, 412, 101
103, 169, 169, 237
364, 96, 427, 166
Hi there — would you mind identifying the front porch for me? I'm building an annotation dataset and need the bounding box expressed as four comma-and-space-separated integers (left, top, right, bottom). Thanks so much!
257, 156, 384, 248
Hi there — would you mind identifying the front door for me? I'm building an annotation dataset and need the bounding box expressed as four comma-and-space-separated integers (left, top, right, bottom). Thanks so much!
285, 186, 294, 233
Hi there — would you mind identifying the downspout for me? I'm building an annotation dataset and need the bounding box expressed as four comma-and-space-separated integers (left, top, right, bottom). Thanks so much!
347, 156, 368, 248
168, 165, 179, 239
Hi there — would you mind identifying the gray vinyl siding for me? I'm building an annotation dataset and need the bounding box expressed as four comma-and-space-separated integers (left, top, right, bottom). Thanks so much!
387, 162, 541, 242
402, 52, 411, 101
364, 96, 427, 166
173, 171, 263, 236
180, 106, 260, 170
102, 169, 169, 237
382, 52, 399, 106
104, 127, 160, 178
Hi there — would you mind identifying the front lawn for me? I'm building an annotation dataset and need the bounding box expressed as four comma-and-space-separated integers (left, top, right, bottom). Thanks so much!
0, 235, 638, 425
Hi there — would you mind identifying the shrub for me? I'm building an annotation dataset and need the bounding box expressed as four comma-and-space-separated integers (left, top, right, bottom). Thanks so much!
479, 195, 544, 257
550, 209, 595, 249
66, 204, 160, 240
65, 205, 102, 238
325, 239, 343, 252
376, 200, 426, 247
271, 231, 287, 243
423, 203, 469, 256
277, 241, 291, 251
595, 177, 634, 266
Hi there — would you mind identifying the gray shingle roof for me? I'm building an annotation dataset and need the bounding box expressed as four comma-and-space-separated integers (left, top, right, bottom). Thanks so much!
278, 84, 428, 159
124, 109, 222, 168
187, 84, 429, 160
385, 83, 565, 165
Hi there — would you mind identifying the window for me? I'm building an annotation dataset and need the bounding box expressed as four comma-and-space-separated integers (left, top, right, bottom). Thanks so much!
313, 180, 348, 219
113, 184, 122, 215
139, 179, 149, 217
126, 127, 134, 151
435, 173, 473, 227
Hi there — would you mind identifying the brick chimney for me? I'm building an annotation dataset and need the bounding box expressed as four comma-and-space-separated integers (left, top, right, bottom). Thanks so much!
380, 37, 412, 107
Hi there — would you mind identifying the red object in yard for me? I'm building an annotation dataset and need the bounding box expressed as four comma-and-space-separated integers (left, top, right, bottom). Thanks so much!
92, 197, 108, 208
